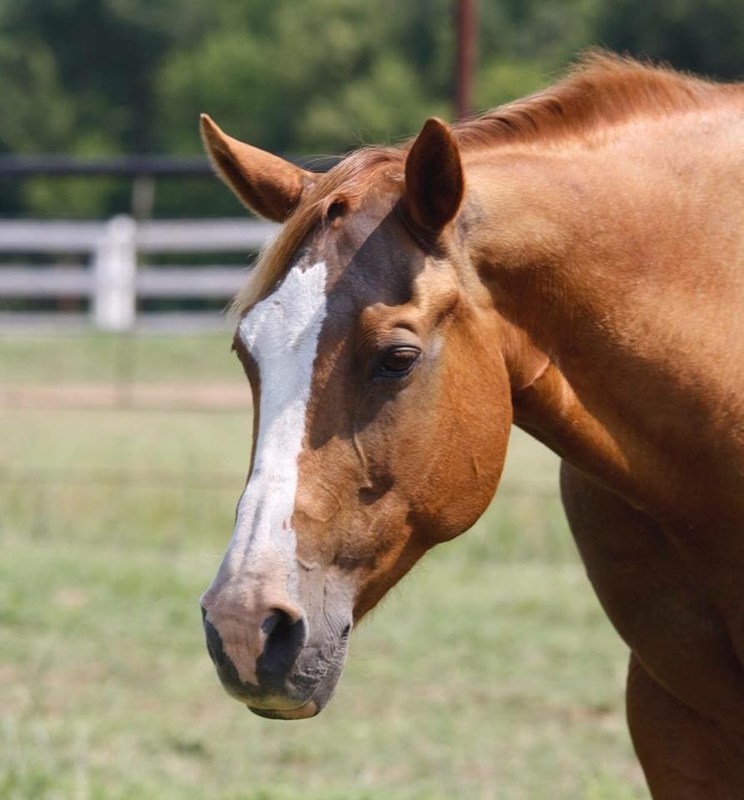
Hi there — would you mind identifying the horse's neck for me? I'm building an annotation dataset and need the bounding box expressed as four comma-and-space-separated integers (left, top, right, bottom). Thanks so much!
467, 114, 744, 525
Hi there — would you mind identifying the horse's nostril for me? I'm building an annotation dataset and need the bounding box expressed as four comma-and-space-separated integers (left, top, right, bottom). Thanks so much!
203, 617, 227, 668
260, 608, 284, 638
257, 609, 307, 688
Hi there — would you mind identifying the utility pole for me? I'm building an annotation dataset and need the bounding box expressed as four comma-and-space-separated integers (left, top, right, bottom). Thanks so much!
454, 0, 477, 120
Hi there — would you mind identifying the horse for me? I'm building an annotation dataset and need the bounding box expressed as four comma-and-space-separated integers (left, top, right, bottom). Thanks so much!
198, 53, 744, 798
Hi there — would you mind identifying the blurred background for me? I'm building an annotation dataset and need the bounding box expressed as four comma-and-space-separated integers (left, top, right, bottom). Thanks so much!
1, 1, 741, 798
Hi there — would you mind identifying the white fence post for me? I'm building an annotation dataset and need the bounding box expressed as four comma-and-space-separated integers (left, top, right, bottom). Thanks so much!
92, 215, 137, 331
0, 217, 277, 331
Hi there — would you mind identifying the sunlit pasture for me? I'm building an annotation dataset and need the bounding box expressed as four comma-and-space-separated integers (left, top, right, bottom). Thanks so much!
0, 334, 646, 799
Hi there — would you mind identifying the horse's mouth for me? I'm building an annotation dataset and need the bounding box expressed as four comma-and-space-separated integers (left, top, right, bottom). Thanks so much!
247, 698, 320, 720
225, 632, 350, 721
236, 679, 323, 719
242, 653, 345, 720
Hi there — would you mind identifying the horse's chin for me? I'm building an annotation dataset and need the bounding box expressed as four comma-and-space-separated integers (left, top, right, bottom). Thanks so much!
248, 698, 320, 720
245, 666, 342, 720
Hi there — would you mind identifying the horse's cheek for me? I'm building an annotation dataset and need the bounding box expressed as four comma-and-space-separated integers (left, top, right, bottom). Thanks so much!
402, 382, 511, 542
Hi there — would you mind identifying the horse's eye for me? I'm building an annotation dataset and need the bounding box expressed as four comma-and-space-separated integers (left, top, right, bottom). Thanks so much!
374, 346, 421, 381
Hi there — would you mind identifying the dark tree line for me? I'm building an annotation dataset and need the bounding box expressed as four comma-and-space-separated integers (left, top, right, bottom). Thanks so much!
0, 0, 740, 217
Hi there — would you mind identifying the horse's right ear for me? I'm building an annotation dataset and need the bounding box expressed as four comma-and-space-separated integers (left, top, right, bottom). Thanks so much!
200, 114, 316, 222
403, 117, 464, 233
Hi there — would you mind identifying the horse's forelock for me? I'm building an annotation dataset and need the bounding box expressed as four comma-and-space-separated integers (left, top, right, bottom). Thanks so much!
231, 148, 404, 317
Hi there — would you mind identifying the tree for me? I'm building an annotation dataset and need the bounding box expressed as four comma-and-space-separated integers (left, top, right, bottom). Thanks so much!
595, 0, 744, 80
1, 0, 741, 217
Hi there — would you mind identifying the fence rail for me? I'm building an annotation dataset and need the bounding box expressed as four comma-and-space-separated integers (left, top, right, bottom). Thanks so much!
0, 216, 278, 330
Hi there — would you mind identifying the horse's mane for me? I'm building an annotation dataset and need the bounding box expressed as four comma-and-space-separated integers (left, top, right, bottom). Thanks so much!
232, 52, 727, 316
452, 50, 719, 150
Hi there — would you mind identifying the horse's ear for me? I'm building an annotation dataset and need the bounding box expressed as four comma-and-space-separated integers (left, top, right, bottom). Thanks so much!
200, 114, 316, 222
403, 117, 464, 233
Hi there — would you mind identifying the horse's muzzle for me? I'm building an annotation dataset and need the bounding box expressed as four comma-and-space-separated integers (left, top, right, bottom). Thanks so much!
200, 603, 349, 718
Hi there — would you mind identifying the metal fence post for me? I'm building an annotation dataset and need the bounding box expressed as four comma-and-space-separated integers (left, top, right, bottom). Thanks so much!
92, 215, 137, 330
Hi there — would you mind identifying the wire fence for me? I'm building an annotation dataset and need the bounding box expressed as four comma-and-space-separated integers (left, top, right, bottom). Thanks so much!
0, 335, 564, 484
1, 326, 568, 564
0, 152, 567, 567
0, 461, 561, 496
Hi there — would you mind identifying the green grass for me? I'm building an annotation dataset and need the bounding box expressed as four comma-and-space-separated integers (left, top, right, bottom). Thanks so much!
0, 333, 647, 799
0, 331, 242, 385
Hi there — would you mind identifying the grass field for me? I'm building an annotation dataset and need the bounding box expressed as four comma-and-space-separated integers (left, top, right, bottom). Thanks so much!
0, 333, 647, 799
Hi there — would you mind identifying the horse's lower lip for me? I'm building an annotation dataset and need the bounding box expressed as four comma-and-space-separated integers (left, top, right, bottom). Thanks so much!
247, 699, 319, 720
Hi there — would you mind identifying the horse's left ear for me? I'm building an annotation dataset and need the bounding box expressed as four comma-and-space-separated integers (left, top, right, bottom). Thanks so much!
200, 114, 316, 222
403, 117, 464, 233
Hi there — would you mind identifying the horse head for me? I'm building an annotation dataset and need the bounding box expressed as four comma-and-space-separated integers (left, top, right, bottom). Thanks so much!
199, 115, 523, 719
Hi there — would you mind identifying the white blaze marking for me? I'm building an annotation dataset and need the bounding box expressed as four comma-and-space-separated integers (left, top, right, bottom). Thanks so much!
213, 259, 328, 596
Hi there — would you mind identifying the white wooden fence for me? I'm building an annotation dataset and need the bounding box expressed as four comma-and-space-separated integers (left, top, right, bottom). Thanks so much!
0, 216, 278, 330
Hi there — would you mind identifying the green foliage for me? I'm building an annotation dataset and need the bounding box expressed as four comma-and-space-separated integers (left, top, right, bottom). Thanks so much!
157, 0, 450, 155
596, 0, 744, 79
0, 0, 741, 216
